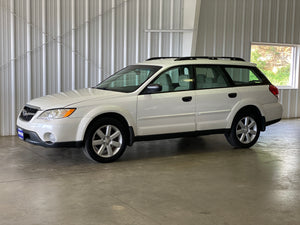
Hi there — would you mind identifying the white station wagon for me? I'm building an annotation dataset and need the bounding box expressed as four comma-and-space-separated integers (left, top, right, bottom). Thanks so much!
17, 57, 282, 163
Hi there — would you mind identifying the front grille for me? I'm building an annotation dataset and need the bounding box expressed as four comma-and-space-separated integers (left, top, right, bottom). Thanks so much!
19, 106, 39, 121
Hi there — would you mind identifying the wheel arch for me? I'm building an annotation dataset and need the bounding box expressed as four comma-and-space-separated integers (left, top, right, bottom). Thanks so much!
82, 112, 134, 146
229, 105, 266, 131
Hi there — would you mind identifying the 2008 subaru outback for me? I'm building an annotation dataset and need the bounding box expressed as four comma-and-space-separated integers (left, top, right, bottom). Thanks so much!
17, 57, 282, 163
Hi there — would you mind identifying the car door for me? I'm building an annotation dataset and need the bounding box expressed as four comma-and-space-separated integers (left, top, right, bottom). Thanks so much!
137, 66, 196, 136
194, 65, 240, 130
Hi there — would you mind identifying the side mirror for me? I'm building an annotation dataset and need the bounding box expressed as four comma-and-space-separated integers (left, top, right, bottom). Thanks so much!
145, 84, 162, 94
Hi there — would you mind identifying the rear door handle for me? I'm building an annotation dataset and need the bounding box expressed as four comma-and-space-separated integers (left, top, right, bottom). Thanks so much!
228, 93, 237, 98
182, 96, 192, 102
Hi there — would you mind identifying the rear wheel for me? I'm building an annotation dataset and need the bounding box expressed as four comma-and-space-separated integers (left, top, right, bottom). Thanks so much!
225, 112, 260, 148
83, 118, 127, 163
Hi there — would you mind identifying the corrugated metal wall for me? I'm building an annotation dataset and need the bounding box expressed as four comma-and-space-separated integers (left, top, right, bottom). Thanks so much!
196, 0, 300, 119
0, 0, 184, 136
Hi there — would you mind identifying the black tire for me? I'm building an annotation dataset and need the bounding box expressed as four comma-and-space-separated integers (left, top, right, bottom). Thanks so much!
83, 118, 127, 163
225, 112, 261, 148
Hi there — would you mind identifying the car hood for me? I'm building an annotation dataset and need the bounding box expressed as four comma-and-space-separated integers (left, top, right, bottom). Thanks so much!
27, 88, 126, 110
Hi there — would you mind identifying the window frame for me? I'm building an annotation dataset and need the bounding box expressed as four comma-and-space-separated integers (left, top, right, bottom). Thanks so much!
250, 42, 299, 89
140, 64, 275, 95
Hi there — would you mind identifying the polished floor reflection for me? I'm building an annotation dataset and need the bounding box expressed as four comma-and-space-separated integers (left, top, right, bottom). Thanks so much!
0, 119, 299, 225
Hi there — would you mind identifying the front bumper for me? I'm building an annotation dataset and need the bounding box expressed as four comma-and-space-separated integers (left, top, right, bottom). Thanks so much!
17, 126, 83, 148
17, 111, 85, 148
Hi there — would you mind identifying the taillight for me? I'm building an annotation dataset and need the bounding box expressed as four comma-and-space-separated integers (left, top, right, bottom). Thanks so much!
269, 85, 279, 98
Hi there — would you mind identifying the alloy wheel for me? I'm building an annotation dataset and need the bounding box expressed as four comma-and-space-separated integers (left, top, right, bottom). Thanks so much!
235, 116, 257, 144
92, 125, 123, 158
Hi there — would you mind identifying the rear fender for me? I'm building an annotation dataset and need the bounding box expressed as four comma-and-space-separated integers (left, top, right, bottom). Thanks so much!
227, 100, 265, 130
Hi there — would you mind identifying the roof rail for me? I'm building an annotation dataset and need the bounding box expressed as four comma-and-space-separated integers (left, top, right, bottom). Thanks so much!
174, 56, 245, 61
146, 57, 178, 61
146, 56, 246, 62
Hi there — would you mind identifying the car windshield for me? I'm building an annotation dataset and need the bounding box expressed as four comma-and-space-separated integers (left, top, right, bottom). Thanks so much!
96, 65, 161, 93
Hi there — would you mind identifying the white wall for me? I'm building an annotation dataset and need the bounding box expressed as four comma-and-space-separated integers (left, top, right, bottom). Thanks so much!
0, 0, 196, 136
196, 0, 300, 119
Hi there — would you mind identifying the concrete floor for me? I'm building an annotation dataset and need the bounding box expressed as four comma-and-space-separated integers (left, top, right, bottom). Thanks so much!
0, 119, 300, 225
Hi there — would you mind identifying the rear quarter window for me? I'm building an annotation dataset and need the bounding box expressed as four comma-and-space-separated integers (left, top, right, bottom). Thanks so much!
224, 67, 265, 86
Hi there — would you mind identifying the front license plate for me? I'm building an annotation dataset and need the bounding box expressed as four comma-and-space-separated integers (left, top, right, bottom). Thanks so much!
17, 128, 24, 140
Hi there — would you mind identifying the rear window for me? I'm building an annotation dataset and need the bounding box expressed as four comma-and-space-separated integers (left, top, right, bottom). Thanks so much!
224, 67, 264, 86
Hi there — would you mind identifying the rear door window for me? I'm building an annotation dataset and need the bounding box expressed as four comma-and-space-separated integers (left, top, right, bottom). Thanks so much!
195, 66, 230, 89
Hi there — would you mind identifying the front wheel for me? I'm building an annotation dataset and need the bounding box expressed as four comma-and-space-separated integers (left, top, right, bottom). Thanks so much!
225, 113, 260, 148
83, 118, 127, 163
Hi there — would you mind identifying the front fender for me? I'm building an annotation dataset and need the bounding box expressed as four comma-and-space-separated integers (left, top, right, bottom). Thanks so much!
75, 105, 137, 141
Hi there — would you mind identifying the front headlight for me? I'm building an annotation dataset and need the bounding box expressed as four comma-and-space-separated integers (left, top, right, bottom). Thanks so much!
38, 108, 76, 120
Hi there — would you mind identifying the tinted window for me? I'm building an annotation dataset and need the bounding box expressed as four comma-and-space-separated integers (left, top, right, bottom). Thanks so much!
195, 66, 229, 89
225, 67, 264, 85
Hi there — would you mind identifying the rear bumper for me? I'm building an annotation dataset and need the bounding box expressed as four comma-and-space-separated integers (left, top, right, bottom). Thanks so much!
262, 102, 283, 122
17, 126, 83, 148
261, 117, 281, 131
265, 118, 281, 126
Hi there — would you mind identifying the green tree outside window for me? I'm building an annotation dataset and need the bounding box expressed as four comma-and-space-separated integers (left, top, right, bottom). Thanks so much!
251, 45, 292, 86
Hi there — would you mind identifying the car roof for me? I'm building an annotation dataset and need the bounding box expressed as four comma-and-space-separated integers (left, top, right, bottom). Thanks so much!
138, 57, 257, 68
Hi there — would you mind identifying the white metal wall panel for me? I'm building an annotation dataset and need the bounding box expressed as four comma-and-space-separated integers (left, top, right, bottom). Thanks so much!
0, 1, 13, 136
0, 0, 184, 136
30, 0, 44, 99
196, 0, 300, 119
